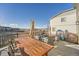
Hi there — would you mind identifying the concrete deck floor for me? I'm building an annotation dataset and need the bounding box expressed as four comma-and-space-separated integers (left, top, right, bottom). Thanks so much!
48, 40, 79, 56
1, 40, 79, 56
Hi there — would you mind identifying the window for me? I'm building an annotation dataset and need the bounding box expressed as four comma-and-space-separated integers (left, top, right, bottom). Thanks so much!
76, 21, 79, 25
61, 17, 66, 22
52, 27, 55, 31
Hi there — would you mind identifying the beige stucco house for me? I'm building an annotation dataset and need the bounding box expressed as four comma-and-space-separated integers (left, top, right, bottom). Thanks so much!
49, 8, 79, 36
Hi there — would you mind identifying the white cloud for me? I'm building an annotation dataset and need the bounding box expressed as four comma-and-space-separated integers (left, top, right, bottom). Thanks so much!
9, 24, 27, 29
0, 23, 27, 29
36, 24, 47, 28
9, 24, 18, 28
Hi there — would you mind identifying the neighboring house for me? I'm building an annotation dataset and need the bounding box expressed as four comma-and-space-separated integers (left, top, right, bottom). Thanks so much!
49, 8, 79, 35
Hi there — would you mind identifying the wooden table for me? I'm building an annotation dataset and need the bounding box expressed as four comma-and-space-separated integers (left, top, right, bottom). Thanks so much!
16, 36, 53, 56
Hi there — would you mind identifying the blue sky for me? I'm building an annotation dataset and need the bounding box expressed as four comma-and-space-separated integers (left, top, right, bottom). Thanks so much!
0, 3, 73, 28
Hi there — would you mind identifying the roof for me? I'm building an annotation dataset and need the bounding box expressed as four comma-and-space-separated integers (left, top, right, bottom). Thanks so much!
51, 8, 76, 19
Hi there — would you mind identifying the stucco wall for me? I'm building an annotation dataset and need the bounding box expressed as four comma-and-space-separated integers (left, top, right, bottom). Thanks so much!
50, 9, 77, 35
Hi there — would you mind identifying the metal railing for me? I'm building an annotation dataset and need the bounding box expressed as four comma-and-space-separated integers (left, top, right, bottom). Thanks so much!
0, 33, 18, 48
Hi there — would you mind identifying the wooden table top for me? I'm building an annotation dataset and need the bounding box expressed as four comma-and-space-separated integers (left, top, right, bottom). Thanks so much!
16, 36, 53, 56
